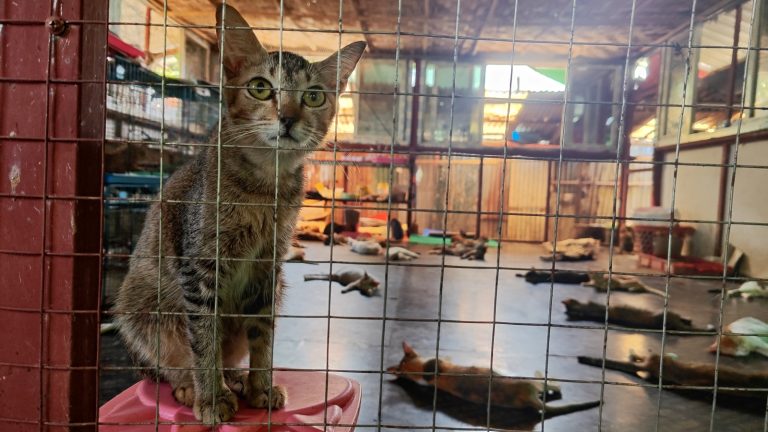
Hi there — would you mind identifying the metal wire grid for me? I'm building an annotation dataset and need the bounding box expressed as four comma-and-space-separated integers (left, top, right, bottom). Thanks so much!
2, 0, 768, 431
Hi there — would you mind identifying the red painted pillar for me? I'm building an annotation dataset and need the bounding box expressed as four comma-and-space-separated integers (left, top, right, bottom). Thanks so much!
0, 1, 106, 430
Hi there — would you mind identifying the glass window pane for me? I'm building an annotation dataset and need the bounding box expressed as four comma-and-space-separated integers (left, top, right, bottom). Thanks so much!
567, 66, 619, 148
420, 62, 484, 148
482, 65, 565, 146
109, 0, 147, 53
339, 59, 410, 145
629, 52, 660, 159
692, 3, 752, 132
663, 39, 688, 137
184, 37, 208, 82
755, 1, 768, 117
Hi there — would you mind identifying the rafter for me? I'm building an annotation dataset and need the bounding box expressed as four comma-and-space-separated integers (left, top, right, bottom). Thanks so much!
350, 0, 376, 51
467, 0, 499, 57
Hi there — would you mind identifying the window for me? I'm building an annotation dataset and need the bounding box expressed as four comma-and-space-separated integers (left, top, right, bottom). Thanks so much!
184, 36, 209, 82
629, 53, 661, 159
755, 0, 768, 117
108, 0, 148, 53
482, 65, 565, 145
691, 2, 753, 132
566, 65, 621, 148
661, 38, 689, 138
420, 62, 484, 147
147, 11, 184, 79
335, 58, 411, 145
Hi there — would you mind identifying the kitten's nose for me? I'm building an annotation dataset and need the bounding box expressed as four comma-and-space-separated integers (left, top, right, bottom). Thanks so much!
279, 116, 296, 131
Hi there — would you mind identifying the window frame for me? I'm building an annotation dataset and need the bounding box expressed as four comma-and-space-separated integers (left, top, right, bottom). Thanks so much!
656, 0, 768, 146
183, 31, 211, 82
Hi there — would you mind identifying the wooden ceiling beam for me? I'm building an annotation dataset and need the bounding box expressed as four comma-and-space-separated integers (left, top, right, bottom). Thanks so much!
633, 0, 743, 58
350, 0, 376, 51
155, 0, 737, 60
467, 0, 499, 56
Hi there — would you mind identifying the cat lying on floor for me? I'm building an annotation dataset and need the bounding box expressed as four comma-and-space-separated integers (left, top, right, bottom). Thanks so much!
517, 269, 665, 296
347, 238, 420, 261
709, 317, 768, 358
540, 238, 598, 262
582, 272, 665, 296
304, 268, 380, 296
429, 232, 488, 260
579, 350, 768, 403
562, 298, 709, 332
516, 269, 591, 284
348, 238, 383, 255
387, 342, 600, 417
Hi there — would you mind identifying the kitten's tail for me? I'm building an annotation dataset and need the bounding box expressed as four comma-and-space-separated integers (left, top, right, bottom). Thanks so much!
577, 355, 643, 375
542, 400, 601, 418
643, 286, 667, 297
304, 273, 333, 282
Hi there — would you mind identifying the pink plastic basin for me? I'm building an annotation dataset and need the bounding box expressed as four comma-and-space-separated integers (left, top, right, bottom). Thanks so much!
99, 370, 361, 431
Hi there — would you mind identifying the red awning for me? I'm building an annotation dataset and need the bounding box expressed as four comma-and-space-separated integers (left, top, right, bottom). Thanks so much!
108, 32, 145, 59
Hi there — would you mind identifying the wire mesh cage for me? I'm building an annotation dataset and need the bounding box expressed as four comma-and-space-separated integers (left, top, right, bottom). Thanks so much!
2, 0, 768, 431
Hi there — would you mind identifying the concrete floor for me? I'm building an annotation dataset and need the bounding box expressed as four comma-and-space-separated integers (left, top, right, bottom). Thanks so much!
100, 241, 768, 431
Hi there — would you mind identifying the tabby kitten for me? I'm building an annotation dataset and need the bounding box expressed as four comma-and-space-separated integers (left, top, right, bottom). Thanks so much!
114, 4, 365, 423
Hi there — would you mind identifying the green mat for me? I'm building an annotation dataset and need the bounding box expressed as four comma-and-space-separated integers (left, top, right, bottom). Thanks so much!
408, 235, 498, 247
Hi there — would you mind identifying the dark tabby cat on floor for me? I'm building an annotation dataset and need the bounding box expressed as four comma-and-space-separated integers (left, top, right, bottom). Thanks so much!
562, 299, 707, 332
387, 342, 600, 417
114, 4, 365, 423
516, 269, 591, 284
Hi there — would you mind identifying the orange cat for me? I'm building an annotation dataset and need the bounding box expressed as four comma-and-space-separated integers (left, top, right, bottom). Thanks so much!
387, 342, 600, 417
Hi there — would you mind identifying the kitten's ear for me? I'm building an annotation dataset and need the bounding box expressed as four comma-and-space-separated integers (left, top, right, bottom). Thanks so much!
314, 41, 367, 90
216, 4, 267, 79
402, 341, 416, 356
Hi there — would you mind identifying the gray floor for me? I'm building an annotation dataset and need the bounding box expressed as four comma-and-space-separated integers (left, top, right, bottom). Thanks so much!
101, 241, 768, 431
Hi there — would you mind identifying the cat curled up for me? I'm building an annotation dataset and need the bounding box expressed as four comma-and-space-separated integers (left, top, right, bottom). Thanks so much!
114, 5, 365, 423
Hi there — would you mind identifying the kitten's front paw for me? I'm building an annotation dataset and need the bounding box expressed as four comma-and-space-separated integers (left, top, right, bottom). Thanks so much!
193, 388, 238, 424
246, 384, 287, 409
172, 385, 195, 407
224, 370, 247, 397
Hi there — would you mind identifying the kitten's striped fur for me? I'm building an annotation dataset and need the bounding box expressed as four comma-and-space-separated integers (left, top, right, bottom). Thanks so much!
114, 4, 365, 423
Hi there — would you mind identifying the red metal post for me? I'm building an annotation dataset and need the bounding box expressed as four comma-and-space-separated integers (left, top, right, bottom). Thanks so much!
0, 1, 107, 430
715, 142, 730, 258
651, 150, 663, 207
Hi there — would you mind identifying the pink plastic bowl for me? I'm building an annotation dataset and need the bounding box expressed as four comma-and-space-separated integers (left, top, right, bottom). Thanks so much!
99, 370, 361, 431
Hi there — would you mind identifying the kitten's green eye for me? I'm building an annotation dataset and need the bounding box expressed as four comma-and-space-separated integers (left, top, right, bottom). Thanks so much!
247, 78, 273, 100
302, 87, 326, 107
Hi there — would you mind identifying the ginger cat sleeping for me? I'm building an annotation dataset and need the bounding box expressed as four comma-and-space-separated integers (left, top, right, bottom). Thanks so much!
387, 342, 600, 417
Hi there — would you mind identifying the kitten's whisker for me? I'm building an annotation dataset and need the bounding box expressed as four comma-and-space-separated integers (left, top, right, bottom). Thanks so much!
221, 127, 274, 143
